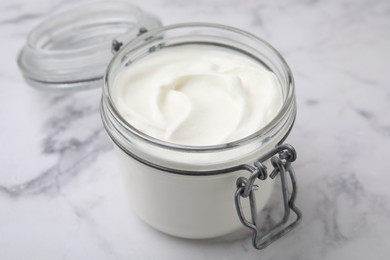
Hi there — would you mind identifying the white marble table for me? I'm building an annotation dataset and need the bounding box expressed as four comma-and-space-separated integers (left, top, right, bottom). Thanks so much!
1, 0, 390, 259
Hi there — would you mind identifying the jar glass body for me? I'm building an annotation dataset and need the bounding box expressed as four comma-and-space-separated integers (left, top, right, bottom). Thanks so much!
101, 23, 296, 238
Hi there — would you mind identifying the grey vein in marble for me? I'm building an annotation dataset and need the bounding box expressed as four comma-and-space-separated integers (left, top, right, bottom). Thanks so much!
0, 92, 112, 197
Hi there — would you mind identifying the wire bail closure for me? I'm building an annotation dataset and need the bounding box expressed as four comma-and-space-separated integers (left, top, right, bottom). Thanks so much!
234, 144, 302, 250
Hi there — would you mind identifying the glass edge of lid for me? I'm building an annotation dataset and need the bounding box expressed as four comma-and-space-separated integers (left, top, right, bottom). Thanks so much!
17, 1, 162, 92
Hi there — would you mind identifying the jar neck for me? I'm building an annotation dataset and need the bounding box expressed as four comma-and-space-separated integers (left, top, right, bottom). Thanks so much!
101, 23, 296, 172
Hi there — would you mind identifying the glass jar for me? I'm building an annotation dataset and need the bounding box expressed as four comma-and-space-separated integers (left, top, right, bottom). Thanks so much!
101, 23, 301, 248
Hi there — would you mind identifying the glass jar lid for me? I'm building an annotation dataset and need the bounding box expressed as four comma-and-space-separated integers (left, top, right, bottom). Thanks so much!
17, 1, 161, 91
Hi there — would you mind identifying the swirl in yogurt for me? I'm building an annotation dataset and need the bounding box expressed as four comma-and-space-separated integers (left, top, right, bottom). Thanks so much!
113, 45, 282, 146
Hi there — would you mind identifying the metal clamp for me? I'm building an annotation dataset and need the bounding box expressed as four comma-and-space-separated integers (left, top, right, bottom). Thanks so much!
111, 27, 149, 54
234, 144, 302, 250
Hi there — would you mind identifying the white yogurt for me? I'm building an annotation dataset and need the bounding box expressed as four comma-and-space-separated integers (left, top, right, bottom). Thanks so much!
113, 45, 282, 146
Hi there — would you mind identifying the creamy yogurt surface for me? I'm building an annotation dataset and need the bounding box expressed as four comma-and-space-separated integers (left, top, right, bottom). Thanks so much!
113, 45, 282, 146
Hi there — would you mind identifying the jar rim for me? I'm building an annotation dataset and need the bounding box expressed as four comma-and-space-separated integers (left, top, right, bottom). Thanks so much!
102, 22, 296, 153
